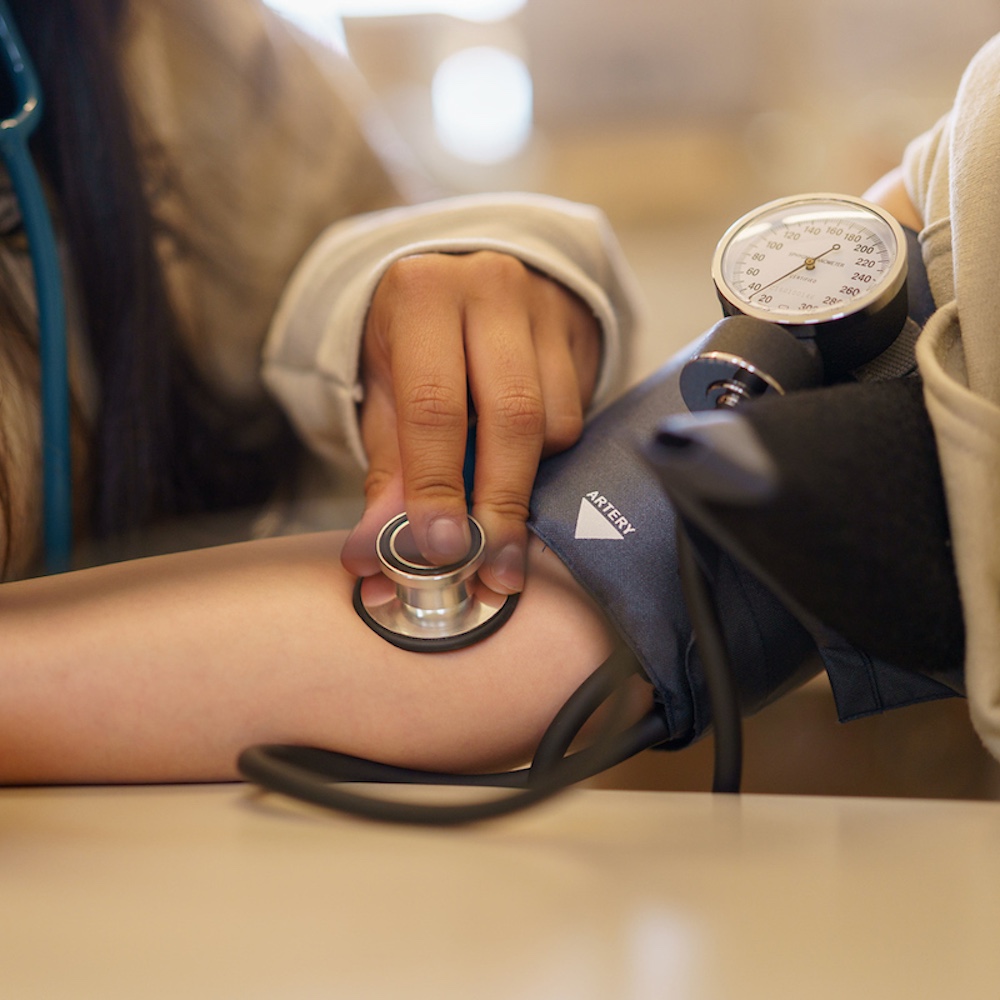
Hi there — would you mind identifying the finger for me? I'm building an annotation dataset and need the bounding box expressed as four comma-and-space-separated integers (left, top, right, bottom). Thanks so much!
465, 294, 546, 595
378, 259, 472, 565
533, 318, 585, 458
532, 274, 602, 438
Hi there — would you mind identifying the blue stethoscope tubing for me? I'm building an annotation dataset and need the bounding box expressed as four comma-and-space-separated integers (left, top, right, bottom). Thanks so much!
0, 1, 72, 573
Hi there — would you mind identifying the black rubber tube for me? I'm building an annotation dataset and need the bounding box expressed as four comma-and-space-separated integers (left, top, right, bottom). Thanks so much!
675, 521, 743, 793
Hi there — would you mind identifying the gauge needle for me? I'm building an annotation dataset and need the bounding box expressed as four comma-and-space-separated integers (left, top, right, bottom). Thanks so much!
748, 243, 841, 300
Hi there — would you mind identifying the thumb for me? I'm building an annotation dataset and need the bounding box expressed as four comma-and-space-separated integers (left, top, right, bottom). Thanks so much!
340, 484, 404, 577
340, 394, 406, 577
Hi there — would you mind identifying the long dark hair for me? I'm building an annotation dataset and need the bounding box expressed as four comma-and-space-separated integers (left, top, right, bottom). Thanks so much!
9, 0, 298, 547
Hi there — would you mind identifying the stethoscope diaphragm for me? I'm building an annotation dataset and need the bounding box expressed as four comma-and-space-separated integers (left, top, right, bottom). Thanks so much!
353, 513, 519, 652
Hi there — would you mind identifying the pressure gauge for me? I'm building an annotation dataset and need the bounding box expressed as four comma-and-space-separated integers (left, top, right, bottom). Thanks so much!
711, 193, 908, 375
682, 193, 910, 411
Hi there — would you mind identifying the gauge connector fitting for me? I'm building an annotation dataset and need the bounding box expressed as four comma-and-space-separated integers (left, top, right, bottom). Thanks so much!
680, 316, 823, 411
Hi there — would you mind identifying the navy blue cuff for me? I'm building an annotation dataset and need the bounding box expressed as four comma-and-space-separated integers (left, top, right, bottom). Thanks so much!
529, 349, 818, 743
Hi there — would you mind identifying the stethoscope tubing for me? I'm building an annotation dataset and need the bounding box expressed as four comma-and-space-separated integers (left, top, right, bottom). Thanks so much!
0, 1, 72, 573
238, 644, 676, 826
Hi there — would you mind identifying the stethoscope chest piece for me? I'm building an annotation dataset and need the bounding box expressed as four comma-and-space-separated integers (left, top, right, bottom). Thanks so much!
353, 513, 519, 652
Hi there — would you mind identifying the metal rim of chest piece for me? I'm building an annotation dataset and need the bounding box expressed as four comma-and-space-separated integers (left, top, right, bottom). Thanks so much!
353, 512, 519, 652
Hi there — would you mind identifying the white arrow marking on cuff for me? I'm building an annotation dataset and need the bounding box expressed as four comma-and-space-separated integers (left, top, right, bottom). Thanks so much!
574, 493, 637, 540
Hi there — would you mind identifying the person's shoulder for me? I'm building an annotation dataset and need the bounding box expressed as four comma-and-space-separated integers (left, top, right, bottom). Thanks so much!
958, 32, 1000, 92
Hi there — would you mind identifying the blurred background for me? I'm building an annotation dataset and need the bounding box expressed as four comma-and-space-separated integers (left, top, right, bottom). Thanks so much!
268, 0, 1000, 799
269, 0, 1000, 381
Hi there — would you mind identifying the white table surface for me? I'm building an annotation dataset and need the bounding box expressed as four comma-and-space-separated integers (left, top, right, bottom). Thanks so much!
3, 782, 998, 999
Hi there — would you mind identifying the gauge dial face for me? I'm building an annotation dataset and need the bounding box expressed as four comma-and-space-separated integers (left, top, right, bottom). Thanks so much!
712, 194, 906, 325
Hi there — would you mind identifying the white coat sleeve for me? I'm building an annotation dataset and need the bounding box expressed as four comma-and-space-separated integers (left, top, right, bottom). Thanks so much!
261, 192, 643, 477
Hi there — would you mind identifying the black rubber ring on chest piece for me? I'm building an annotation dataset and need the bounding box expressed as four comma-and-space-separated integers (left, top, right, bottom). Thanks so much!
352, 579, 519, 652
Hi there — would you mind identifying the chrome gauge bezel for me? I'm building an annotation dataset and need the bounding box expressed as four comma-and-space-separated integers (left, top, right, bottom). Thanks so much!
711, 193, 907, 328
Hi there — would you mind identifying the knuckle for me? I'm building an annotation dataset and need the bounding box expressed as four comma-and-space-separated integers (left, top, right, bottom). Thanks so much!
465, 251, 531, 295
362, 465, 395, 502
401, 380, 467, 432
490, 379, 546, 439
406, 471, 465, 504
376, 255, 441, 304
480, 490, 532, 524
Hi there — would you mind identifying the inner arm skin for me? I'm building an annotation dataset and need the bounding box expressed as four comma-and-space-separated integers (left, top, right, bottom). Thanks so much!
0, 531, 646, 785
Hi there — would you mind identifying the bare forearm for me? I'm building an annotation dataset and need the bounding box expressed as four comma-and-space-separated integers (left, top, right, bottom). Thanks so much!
0, 532, 626, 784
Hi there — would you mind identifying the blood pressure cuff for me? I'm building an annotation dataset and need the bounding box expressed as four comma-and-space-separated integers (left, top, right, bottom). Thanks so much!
529, 349, 821, 744
528, 228, 963, 743
655, 378, 965, 709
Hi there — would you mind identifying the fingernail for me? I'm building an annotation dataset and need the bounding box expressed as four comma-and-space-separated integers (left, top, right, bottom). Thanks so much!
491, 543, 525, 593
427, 516, 471, 563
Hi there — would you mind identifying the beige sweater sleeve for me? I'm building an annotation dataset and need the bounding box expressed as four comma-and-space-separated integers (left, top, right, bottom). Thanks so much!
902, 33, 1000, 762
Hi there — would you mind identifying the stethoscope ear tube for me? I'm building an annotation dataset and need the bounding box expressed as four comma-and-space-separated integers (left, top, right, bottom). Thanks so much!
0, 1, 73, 572
237, 644, 675, 826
